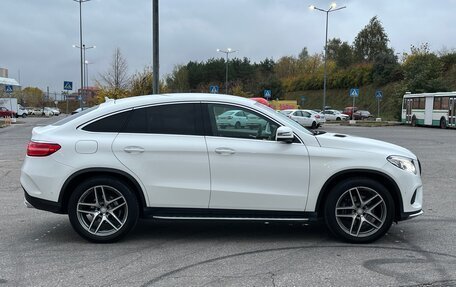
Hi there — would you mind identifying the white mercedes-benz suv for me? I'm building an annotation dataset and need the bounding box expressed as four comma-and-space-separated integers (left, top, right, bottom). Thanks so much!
21, 94, 423, 243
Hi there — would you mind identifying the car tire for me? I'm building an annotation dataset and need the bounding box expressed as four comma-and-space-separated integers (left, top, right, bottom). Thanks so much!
324, 178, 394, 243
311, 121, 317, 129
440, 118, 447, 129
68, 176, 139, 243
22, 113, 27, 118
235, 121, 241, 129
336, 117, 341, 121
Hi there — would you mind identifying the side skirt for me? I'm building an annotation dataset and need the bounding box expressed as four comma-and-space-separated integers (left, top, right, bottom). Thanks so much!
143, 207, 318, 222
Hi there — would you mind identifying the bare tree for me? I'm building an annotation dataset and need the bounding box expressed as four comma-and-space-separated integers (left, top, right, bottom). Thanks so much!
99, 48, 129, 90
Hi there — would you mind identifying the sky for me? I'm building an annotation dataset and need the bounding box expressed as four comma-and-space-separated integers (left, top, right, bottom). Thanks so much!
1, 0, 456, 94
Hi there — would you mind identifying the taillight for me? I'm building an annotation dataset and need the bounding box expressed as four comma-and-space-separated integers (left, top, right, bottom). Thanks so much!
27, 142, 61, 157
315, 115, 320, 119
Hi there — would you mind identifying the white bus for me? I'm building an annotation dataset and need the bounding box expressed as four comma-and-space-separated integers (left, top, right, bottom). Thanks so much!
402, 92, 456, 128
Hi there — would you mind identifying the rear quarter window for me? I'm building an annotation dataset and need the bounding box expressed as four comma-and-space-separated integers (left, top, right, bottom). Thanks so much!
82, 111, 130, 132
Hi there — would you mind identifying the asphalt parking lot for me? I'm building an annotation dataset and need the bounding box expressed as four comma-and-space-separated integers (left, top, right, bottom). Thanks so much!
0, 117, 455, 287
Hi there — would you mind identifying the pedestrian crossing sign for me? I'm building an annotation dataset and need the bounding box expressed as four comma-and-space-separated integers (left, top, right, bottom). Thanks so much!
64, 81, 73, 91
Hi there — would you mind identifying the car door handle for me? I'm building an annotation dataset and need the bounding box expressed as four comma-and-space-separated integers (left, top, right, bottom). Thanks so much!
215, 147, 236, 155
124, 146, 145, 154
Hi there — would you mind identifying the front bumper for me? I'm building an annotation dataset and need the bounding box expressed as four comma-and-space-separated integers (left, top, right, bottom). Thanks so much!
400, 209, 424, 220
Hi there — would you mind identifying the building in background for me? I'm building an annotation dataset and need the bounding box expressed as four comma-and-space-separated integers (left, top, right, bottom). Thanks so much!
0, 68, 21, 94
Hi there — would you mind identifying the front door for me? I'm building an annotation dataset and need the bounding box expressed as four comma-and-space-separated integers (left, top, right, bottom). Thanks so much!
205, 103, 310, 211
405, 99, 413, 124
449, 98, 456, 128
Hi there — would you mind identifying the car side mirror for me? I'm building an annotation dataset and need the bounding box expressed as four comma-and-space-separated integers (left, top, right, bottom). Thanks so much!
276, 126, 294, 143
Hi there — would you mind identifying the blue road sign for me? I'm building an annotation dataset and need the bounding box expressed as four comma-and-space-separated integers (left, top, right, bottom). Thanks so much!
64, 81, 73, 91
210, 85, 219, 94
349, 88, 359, 97
5, 85, 13, 93
375, 90, 383, 99
264, 89, 272, 99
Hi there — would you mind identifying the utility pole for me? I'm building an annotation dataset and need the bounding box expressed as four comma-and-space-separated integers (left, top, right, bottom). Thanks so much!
152, 0, 159, 94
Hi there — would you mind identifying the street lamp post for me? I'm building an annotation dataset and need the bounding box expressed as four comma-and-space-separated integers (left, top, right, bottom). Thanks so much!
84, 60, 93, 92
217, 48, 237, 94
73, 0, 91, 108
73, 44, 95, 102
309, 3, 346, 111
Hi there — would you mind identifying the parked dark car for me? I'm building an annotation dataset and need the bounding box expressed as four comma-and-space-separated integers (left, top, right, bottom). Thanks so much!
343, 106, 358, 118
353, 110, 373, 120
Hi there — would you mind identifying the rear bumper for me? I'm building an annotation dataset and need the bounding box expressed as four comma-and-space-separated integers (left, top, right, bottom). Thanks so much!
23, 188, 64, 214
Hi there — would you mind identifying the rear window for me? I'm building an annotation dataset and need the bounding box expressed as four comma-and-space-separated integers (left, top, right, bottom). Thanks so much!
52, 106, 99, 126
82, 111, 131, 132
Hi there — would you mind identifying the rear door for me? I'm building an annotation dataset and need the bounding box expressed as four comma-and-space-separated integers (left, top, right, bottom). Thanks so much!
450, 98, 456, 127
112, 103, 211, 208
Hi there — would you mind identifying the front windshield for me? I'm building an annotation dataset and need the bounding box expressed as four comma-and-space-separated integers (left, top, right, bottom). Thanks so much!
253, 102, 313, 135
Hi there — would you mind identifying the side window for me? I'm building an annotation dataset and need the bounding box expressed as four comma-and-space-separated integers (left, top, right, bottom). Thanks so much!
294, 111, 302, 117
82, 111, 131, 132
441, 97, 449, 110
433, 97, 442, 110
302, 111, 311, 118
208, 104, 279, 141
122, 103, 203, 135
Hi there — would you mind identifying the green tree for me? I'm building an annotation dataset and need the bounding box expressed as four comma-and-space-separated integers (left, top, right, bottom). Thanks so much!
165, 64, 190, 92
274, 56, 299, 80
97, 48, 130, 99
353, 16, 390, 62
327, 38, 354, 68
372, 49, 402, 85
21, 87, 44, 107
130, 67, 153, 97
403, 44, 446, 93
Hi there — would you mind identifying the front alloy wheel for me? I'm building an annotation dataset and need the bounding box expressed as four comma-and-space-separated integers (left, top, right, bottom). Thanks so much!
68, 177, 139, 243
325, 178, 394, 243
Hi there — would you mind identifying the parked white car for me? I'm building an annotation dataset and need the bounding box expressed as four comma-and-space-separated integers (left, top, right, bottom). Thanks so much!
49, 107, 61, 116
216, 110, 247, 129
280, 109, 319, 129
323, 109, 350, 121
43, 107, 54, 117
21, 94, 423, 243
303, 109, 326, 127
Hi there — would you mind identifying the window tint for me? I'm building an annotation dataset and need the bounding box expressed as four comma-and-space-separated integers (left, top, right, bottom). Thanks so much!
122, 103, 203, 135
123, 108, 147, 133
208, 104, 279, 141
83, 111, 130, 132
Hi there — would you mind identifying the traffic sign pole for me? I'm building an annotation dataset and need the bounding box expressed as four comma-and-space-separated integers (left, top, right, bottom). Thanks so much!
352, 96, 356, 119
375, 90, 383, 118
349, 88, 359, 120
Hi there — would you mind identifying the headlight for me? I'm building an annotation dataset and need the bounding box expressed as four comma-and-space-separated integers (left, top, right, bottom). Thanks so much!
387, 155, 417, 174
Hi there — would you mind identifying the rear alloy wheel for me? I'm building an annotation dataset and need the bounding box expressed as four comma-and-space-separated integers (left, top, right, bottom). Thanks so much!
68, 177, 139, 243
234, 121, 241, 129
311, 121, 317, 129
324, 178, 394, 243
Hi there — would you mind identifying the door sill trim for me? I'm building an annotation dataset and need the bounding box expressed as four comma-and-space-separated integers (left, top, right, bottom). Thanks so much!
153, 216, 310, 221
